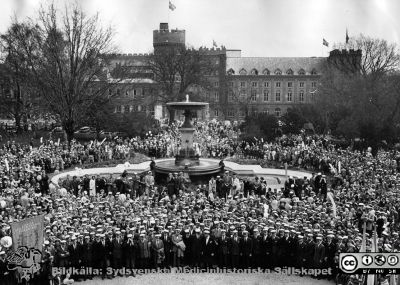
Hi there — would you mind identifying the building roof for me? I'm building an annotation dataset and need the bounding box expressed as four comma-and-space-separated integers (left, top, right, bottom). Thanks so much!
226, 57, 326, 75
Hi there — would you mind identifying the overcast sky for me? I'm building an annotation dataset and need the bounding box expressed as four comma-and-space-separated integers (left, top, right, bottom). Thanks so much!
1, 0, 399, 57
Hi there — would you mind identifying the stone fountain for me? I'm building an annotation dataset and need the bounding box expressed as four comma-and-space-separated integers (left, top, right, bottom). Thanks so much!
153, 95, 222, 181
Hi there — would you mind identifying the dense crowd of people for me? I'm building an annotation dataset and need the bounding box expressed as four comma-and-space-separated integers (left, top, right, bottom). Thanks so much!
0, 120, 400, 285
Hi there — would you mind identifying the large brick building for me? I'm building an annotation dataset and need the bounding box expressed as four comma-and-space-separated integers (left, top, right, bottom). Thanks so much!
101, 23, 359, 121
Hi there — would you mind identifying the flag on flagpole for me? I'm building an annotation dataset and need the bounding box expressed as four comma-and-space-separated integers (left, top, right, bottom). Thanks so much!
169, 1, 176, 11
213, 40, 217, 47
323, 38, 329, 47
346, 29, 349, 44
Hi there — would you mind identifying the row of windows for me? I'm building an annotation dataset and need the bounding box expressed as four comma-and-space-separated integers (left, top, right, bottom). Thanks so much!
214, 108, 283, 117
111, 88, 144, 98
228, 90, 309, 102
227, 68, 318, 76
233, 81, 316, 88
115, 105, 147, 113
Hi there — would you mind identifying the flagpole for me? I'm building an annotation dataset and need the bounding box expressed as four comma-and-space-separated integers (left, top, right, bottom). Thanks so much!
168, 0, 170, 25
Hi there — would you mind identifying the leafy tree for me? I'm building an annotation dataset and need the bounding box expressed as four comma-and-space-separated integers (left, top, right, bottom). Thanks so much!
240, 113, 279, 141
0, 4, 123, 141
318, 34, 400, 150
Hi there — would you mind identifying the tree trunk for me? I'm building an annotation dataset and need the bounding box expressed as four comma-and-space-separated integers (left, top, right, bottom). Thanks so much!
63, 119, 75, 142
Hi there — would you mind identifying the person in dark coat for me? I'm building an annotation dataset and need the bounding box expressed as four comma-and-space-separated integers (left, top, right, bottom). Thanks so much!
182, 229, 193, 266
304, 234, 316, 269
230, 230, 241, 268
260, 229, 272, 269
112, 232, 123, 274
240, 231, 253, 268
313, 236, 326, 269
67, 237, 81, 280
98, 235, 109, 279
295, 235, 306, 269
252, 229, 262, 268
123, 234, 137, 275
217, 229, 230, 268
202, 230, 217, 268
82, 236, 93, 279
162, 230, 173, 268
191, 229, 204, 268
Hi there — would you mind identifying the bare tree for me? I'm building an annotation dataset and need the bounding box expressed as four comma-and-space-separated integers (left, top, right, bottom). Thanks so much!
1, 3, 123, 141
147, 46, 214, 121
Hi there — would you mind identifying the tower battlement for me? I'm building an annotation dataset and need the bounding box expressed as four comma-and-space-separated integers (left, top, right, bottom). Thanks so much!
153, 23, 185, 50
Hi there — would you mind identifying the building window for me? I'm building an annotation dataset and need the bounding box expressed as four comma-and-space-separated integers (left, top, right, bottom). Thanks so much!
240, 81, 246, 87
311, 69, 317, 75
263, 90, 269, 101
262, 69, 270, 75
276, 82, 281, 88
299, 91, 304, 102
214, 109, 219, 117
239, 68, 247, 75
227, 68, 235, 75
287, 92, 292, 102
299, 82, 304, 88
116, 88, 121, 96
214, 92, 219, 102
214, 81, 219, 88
125, 105, 130, 113
287, 82, 293, 88
250, 69, 258, 75
239, 110, 245, 117
275, 108, 281, 117
263, 81, 269, 87
298, 69, 305, 75
275, 92, 281, 101
286, 69, 293, 75
227, 109, 235, 117
252, 81, 258, 87
228, 91, 234, 102
263, 109, 269, 114
240, 90, 246, 101
108, 89, 112, 96
310, 92, 315, 101
116, 105, 122, 113
275, 69, 282, 75
311, 81, 317, 88
251, 90, 257, 102
215, 58, 220, 65
229, 81, 234, 87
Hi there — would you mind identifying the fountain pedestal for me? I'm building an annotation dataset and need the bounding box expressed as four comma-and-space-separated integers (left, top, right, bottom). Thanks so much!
153, 95, 222, 182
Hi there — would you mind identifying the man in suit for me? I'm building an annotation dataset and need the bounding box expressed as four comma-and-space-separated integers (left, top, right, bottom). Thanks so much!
138, 234, 151, 269
325, 234, 336, 279
218, 229, 230, 268
295, 235, 306, 269
123, 234, 136, 276
240, 231, 253, 269
230, 230, 241, 269
305, 233, 316, 269
162, 230, 172, 268
98, 234, 109, 279
191, 229, 203, 268
260, 228, 271, 269
112, 232, 123, 275
151, 234, 165, 269
252, 229, 262, 268
202, 230, 217, 268
182, 229, 193, 266
67, 236, 81, 280
313, 236, 326, 269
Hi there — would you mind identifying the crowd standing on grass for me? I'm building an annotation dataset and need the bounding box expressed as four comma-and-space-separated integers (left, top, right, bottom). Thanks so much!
0, 121, 400, 284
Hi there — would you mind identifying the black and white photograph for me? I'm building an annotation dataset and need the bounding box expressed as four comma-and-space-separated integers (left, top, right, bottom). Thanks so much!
0, 0, 399, 284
